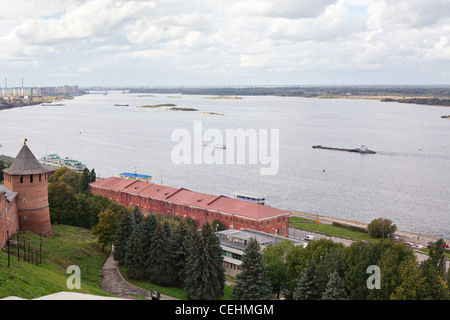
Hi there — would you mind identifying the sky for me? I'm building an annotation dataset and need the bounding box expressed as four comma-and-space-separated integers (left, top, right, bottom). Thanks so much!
0, 0, 449, 87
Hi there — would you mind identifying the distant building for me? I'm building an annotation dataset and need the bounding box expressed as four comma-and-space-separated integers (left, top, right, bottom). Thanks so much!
119, 172, 152, 183
217, 229, 307, 275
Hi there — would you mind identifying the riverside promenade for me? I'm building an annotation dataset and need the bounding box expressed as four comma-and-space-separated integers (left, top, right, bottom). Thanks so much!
289, 210, 449, 268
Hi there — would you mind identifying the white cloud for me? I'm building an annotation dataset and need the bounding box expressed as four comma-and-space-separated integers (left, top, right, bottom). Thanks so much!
0, 0, 449, 85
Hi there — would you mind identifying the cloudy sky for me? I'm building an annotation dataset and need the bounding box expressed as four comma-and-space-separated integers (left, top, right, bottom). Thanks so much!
0, 0, 449, 87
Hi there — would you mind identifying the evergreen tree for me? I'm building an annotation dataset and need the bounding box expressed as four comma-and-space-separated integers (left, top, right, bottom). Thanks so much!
79, 168, 90, 193
147, 222, 174, 285
113, 212, 134, 262
184, 226, 204, 299
89, 168, 96, 183
169, 220, 191, 285
322, 270, 347, 300
138, 215, 158, 268
124, 227, 144, 278
293, 262, 319, 300
132, 205, 144, 226
232, 237, 272, 300
185, 222, 225, 300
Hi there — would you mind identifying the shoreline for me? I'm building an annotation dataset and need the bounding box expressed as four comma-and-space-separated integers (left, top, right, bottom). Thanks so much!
288, 210, 449, 245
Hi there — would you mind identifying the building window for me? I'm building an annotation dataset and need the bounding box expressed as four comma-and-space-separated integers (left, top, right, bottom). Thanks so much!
20, 175, 23, 184
30, 175, 33, 183
39, 174, 41, 182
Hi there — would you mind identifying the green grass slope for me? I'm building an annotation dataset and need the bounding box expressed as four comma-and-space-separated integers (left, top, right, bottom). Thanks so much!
0, 225, 113, 299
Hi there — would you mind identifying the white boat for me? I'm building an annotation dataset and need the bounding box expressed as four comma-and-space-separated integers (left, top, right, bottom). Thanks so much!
39, 154, 87, 173
233, 192, 266, 205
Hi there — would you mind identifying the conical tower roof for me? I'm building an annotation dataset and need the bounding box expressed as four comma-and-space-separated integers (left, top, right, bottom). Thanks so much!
3, 140, 48, 175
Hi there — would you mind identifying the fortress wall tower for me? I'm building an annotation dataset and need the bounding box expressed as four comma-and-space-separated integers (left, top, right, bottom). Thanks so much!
3, 140, 52, 236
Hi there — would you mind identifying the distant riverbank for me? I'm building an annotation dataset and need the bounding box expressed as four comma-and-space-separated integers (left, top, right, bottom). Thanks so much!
0, 100, 41, 110
0, 96, 74, 111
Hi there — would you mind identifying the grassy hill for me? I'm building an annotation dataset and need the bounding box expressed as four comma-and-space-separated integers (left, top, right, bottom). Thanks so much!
0, 225, 113, 299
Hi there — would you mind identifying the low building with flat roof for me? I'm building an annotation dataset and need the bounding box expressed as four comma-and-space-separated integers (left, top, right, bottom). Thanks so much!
216, 229, 307, 276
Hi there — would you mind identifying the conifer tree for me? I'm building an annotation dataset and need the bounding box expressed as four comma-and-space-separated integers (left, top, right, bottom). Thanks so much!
185, 222, 225, 300
137, 214, 158, 272
147, 222, 174, 285
79, 168, 90, 193
232, 237, 272, 300
113, 212, 134, 262
124, 227, 144, 278
169, 220, 191, 284
293, 262, 319, 300
322, 270, 347, 300
132, 205, 144, 226
89, 168, 96, 183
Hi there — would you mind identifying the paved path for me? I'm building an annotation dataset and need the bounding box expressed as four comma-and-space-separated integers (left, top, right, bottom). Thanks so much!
100, 249, 178, 300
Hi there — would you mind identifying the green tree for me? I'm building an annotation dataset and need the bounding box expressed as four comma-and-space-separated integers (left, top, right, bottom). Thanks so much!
367, 218, 397, 239
92, 209, 119, 250
79, 168, 90, 193
232, 237, 272, 300
48, 181, 78, 225
427, 239, 447, 276
293, 261, 319, 300
419, 260, 449, 300
367, 242, 416, 300
185, 222, 225, 300
0, 159, 4, 183
169, 220, 192, 285
390, 259, 425, 300
113, 212, 134, 262
89, 168, 96, 183
132, 205, 144, 226
147, 222, 174, 285
322, 270, 347, 300
124, 226, 144, 279
211, 219, 225, 232
263, 239, 294, 299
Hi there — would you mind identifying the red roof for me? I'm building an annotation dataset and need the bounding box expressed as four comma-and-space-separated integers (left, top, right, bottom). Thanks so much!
90, 177, 289, 221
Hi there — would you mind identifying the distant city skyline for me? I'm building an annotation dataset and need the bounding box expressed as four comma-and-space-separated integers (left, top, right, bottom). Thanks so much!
1, 0, 449, 87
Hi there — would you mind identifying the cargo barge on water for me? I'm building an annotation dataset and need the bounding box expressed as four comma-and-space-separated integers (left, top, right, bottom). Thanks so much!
312, 144, 376, 154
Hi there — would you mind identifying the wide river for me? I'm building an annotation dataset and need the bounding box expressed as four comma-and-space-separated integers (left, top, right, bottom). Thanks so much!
1, 91, 449, 239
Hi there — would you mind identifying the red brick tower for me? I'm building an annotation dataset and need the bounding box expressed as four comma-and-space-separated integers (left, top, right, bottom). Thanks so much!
3, 140, 52, 236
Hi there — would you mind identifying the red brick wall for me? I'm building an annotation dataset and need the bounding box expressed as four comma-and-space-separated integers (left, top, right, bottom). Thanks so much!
90, 185, 289, 237
4, 173, 52, 236
0, 190, 20, 249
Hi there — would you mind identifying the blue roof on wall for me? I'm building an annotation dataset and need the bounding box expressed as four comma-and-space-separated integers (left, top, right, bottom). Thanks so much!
119, 172, 152, 178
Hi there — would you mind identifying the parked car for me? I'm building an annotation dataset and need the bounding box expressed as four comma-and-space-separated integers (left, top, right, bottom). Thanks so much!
428, 241, 437, 245
304, 235, 315, 241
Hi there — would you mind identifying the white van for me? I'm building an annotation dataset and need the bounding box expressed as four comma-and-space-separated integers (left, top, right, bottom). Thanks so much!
304, 235, 315, 241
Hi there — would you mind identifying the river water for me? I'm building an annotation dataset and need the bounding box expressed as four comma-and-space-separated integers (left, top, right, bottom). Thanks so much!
1, 91, 449, 239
